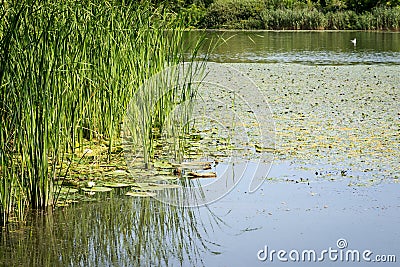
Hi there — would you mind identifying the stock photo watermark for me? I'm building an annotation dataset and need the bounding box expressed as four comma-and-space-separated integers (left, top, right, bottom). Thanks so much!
257, 238, 397, 263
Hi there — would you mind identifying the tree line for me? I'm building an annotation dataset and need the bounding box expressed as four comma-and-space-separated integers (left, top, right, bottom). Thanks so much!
149, 0, 400, 30
152, 0, 400, 13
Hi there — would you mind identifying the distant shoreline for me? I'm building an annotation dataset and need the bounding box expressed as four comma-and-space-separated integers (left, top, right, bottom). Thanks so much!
185, 29, 400, 33
182, 4, 400, 31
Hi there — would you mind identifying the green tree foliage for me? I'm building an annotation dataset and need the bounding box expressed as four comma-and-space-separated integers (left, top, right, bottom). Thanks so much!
346, 0, 381, 12
168, 0, 400, 12
197, 0, 400, 29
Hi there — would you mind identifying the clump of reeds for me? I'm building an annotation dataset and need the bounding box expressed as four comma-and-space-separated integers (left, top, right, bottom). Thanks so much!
262, 8, 327, 30
0, 0, 204, 225
122, 61, 206, 169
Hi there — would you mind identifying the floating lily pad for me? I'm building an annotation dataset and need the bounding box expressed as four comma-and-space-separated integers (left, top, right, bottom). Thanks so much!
110, 170, 128, 176
153, 161, 174, 169
125, 191, 157, 197
131, 182, 181, 190
59, 187, 79, 194
254, 144, 275, 153
81, 186, 112, 192
131, 183, 162, 191
188, 171, 217, 178
174, 161, 212, 170
102, 182, 130, 188
61, 180, 79, 187
156, 170, 173, 175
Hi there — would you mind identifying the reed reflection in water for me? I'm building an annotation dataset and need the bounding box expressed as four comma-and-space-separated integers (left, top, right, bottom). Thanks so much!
0, 190, 222, 266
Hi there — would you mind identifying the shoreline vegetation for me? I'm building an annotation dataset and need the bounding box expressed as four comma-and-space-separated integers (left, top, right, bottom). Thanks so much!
0, 0, 205, 226
168, 0, 400, 30
1, 0, 398, 226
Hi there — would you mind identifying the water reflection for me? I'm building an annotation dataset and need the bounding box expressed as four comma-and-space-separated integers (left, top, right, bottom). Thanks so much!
1, 160, 399, 266
0, 193, 220, 266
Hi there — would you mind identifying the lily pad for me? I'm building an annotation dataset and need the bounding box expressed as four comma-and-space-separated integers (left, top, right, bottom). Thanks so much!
125, 191, 157, 197
81, 186, 112, 192
102, 182, 130, 188
156, 170, 173, 175
131, 182, 181, 190
174, 161, 212, 170
59, 187, 79, 194
153, 161, 174, 169
111, 170, 128, 176
188, 171, 217, 178
61, 180, 79, 187
254, 144, 275, 153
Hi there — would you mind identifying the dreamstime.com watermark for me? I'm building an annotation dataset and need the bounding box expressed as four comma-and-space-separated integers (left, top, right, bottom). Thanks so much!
257, 239, 397, 263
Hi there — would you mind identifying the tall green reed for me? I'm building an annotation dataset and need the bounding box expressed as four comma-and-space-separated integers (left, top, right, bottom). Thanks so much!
123, 60, 206, 169
262, 8, 327, 30
0, 0, 205, 225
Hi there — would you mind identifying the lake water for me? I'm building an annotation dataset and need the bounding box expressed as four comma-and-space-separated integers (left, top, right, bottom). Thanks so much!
1, 31, 399, 266
190, 30, 400, 65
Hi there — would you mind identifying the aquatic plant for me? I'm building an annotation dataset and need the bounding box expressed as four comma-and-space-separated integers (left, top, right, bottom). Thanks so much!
262, 8, 327, 30
122, 61, 207, 169
0, 0, 205, 225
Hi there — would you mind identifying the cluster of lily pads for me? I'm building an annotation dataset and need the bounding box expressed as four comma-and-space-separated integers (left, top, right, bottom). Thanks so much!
57, 62, 400, 205
55, 130, 226, 206
56, 112, 277, 207
234, 63, 400, 184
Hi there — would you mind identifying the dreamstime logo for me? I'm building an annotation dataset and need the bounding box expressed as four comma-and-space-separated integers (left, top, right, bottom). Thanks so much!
336, 238, 348, 249
257, 238, 397, 263
121, 62, 275, 207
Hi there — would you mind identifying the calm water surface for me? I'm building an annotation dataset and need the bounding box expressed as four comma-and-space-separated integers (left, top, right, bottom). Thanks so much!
1, 31, 399, 266
188, 30, 400, 65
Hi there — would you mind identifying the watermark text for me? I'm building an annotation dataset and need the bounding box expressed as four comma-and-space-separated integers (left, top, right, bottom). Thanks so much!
257, 239, 396, 263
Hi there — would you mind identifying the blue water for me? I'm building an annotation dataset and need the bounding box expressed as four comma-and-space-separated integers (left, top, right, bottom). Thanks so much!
174, 161, 400, 266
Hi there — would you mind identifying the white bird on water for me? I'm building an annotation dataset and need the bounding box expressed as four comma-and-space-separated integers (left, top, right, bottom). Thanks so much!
351, 38, 357, 46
